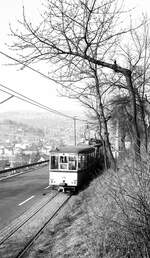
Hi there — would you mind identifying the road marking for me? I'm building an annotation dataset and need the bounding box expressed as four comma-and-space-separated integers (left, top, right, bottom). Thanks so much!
44, 185, 50, 189
18, 195, 35, 206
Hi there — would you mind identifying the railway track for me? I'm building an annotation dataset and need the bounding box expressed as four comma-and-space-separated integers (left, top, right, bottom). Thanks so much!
0, 192, 71, 258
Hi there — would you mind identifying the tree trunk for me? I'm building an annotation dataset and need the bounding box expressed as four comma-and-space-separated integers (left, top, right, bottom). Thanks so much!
125, 72, 141, 160
93, 65, 117, 170
88, 58, 141, 160
136, 90, 148, 152
98, 92, 117, 170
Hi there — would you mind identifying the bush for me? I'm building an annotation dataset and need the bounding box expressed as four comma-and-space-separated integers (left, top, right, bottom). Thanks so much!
95, 157, 150, 257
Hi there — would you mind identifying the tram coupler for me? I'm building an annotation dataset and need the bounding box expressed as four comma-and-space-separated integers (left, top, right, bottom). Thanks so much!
58, 182, 67, 193
58, 186, 65, 192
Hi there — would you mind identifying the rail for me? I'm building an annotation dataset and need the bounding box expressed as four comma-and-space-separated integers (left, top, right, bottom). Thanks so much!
0, 191, 58, 246
0, 160, 49, 177
0, 193, 71, 258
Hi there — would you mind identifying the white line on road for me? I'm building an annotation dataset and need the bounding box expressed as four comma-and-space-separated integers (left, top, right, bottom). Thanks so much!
44, 185, 50, 189
18, 195, 35, 206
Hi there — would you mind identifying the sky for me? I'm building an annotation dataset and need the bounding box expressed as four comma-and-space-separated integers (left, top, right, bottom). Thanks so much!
0, 0, 83, 116
0, 0, 150, 116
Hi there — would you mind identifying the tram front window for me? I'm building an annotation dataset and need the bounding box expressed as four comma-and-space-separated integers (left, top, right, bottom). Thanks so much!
60, 156, 67, 163
60, 156, 68, 170
51, 156, 58, 169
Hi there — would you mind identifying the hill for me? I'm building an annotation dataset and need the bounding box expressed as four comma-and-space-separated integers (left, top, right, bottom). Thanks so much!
0, 111, 85, 146
0, 111, 84, 129
0, 119, 44, 145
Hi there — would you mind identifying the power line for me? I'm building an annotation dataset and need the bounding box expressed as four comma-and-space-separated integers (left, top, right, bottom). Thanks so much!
0, 86, 96, 129
0, 83, 93, 125
0, 83, 94, 146
0, 50, 56, 83
0, 50, 90, 123
0, 50, 83, 105
0, 95, 14, 104
0, 83, 76, 120
0, 50, 91, 123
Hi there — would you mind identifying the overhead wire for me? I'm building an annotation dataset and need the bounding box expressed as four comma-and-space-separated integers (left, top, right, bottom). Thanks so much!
0, 50, 91, 123
0, 50, 83, 103
0, 50, 54, 82
0, 83, 93, 125
0, 95, 14, 104
0, 83, 75, 119
0, 50, 86, 101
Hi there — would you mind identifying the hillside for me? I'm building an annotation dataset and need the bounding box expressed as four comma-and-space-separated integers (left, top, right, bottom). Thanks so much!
22, 158, 150, 258
0, 119, 44, 145
0, 111, 85, 146
0, 111, 84, 129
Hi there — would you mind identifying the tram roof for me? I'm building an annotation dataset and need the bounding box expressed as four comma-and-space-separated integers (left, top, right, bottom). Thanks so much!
50, 145, 95, 154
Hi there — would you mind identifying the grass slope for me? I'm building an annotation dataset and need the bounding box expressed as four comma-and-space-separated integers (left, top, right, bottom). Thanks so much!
26, 160, 150, 258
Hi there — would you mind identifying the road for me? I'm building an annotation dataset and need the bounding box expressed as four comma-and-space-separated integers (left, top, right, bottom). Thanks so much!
0, 165, 50, 230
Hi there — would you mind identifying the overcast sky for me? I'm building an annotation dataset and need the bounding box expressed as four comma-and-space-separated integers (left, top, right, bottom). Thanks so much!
0, 0, 83, 115
0, 0, 150, 115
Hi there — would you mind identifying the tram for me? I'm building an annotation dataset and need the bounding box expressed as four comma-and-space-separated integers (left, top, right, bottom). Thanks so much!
49, 144, 102, 192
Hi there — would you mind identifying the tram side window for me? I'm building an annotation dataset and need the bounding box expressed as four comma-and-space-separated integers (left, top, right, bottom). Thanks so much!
84, 154, 87, 168
87, 153, 90, 163
78, 155, 82, 169
69, 156, 76, 170
78, 155, 85, 169
51, 156, 58, 169
88, 152, 92, 163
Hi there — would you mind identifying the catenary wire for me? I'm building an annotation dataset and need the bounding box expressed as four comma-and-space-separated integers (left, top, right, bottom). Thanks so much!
0, 50, 55, 82
0, 50, 84, 98
0, 50, 93, 123
0, 95, 14, 104
0, 83, 92, 123
0, 83, 73, 119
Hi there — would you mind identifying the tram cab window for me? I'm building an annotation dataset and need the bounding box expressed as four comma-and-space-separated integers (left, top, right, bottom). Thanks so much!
69, 156, 76, 170
60, 156, 67, 163
51, 156, 58, 169
60, 156, 68, 170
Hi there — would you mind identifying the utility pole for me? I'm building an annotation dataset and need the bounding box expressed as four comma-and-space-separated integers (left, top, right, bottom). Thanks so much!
73, 117, 77, 146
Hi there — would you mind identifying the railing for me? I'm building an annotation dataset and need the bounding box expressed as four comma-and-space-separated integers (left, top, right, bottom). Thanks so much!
0, 160, 49, 179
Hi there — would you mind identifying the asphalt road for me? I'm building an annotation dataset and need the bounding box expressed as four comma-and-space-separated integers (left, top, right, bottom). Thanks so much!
0, 165, 50, 230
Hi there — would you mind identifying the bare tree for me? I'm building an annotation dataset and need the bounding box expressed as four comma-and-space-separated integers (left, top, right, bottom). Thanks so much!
110, 18, 150, 153
10, 0, 149, 160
